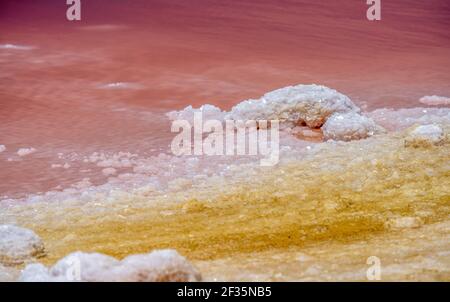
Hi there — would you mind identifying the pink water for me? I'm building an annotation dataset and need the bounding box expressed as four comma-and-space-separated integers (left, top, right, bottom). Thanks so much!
1, 0, 449, 198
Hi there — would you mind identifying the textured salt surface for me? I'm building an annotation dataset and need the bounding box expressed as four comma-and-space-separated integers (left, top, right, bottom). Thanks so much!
0, 225, 45, 266
168, 84, 359, 129
419, 95, 450, 106
225, 84, 359, 128
404, 124, 446, 147
20, 249, 201, 282
322, 112, 382, 141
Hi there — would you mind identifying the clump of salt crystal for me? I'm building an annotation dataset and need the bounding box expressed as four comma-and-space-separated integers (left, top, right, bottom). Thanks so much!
166, 104, 225, 123
0, 225, 45, 266
419, 95, 450, 106
20, 249, 201, 282
225, 84, 359, 128
322, 112, 382, 141
17, 147, 36, 157
0, 145, 5, 153
404, 124, 446, 148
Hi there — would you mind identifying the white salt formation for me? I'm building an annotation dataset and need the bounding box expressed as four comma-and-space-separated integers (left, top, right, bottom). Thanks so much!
17, 147, 36, 157
20, 249, 201, 282
368, 108, 450, 131
0, 225, 45, 266
419, 95, 450, 106
167, 84, 380, 142
0, 145, 5, 153
322, 112, 382, 141
404, 124, 446, 147
225, 84, 359, 128
0, 44, 34, 50
166, 104, 226, 124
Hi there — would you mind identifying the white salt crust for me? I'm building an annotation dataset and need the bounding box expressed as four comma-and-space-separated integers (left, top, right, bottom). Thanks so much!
0, 225, 45, 266
225, 84, 360, 128
322, 112, 382, 141
20, 249, 201, 282
167, 84, 379, 141
404, 124, 446, 147
168, 84, 359, 129
17, 147, 36, 157
419, 95, 450, 106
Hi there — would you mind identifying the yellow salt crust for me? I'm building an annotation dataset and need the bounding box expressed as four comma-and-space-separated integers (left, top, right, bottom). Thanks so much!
2, 125, 449, 280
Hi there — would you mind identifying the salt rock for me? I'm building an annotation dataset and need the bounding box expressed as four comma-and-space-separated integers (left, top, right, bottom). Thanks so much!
166, 104, 225, 123
322, 112, 381, 141
226, 84, 359, 128
20, 249, 201, 282
404, 124, 445, 147
0, 225, 45, 266
0, 145, 6, 153
17, 147, 36, 157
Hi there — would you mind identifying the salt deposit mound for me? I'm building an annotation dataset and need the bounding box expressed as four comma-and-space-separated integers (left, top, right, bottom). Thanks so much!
225, 84, 359, 128
20, 249, 201, 282
0, 225, 45, 266
168, 84, 381, 141
404, 124, 446, 148
322, 112, 382, 141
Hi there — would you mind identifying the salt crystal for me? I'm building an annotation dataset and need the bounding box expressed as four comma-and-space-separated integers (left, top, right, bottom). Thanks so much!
17, 147, 36, 157
0, 225, 45, 266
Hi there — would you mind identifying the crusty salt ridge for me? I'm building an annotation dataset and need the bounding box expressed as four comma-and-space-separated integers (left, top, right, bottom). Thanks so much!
404, 124, 446, 148
0, 225, 45, 266
20, 249, 201, 282
322, 112, 383, 141
368, 107, 450, 131
419, 95, 450, 106
166, 104, 226, 123
225, 84, 360, 128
